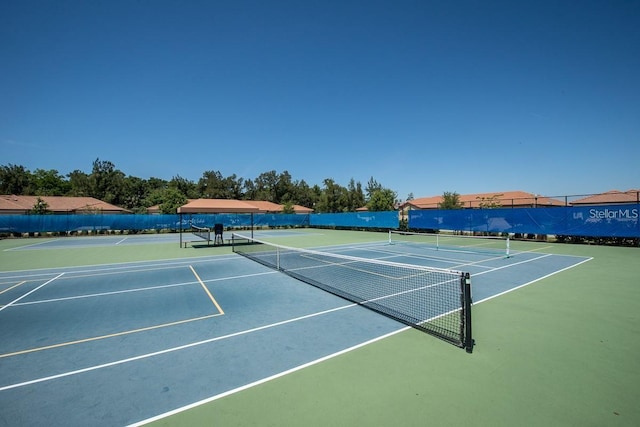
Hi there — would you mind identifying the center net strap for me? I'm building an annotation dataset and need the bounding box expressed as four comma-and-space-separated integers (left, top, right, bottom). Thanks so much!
232, 233, 473, 352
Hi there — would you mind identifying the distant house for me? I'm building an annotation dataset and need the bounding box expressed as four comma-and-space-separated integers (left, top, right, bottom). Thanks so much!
0, 195, 129, 215
146, 199, 196, 214
401, 191, 564, 211
570, 189, 639, 206
175, 199, 314, 214
397, 191, 564, 222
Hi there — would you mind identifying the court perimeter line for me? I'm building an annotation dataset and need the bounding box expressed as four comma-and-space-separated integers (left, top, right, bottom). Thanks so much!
189, 265, 224, 315
3, 239, 61, 251
128, 254, 595, 426
0, 303, 358, 392
127, 327, 411, 427
0, 273, 64, 313
0, 314, 222, 359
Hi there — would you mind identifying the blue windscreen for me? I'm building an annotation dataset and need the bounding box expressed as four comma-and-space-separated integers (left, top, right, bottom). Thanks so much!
310, 211, 398, 228
409, 204, 640, 237
0, 213, 310, 234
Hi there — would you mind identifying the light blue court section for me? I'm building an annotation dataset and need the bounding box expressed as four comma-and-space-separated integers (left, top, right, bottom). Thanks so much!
0, 254, 406, 427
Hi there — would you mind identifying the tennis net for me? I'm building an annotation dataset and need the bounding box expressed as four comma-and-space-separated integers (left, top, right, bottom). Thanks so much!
191, 225, 211, 241
389, 230, 510, 257
232, 233, 473, 352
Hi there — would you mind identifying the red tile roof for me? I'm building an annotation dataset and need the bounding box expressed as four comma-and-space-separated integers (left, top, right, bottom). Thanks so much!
402, 191, 565, 209
178, 199, 261, 213
246, 200, 285, 212
0, 195, 129, 214
571, 189, 639, 205
177, 199, 314, 214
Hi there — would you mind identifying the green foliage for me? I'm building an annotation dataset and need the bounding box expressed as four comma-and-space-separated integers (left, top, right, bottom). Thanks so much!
159, 188, 188, 214
282, 201, 295, 214
30, 197, 50, 214
477, 194, 503, 208
0, 159, 396, 215
439, 191, 464, 209
367, 188, 397, 211
0, 164, 31, 194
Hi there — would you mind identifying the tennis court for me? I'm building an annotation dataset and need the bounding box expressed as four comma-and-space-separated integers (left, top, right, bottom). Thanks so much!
1, 229, 638, 426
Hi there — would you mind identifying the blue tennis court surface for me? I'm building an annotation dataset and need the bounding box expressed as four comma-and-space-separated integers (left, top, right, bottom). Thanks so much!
0, 240, 590, 426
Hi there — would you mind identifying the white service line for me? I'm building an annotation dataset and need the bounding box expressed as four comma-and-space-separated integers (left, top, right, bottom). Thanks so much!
474, 256, 594, 304
0, 273, 65, 313
0, 302, 360, 392
127, 327, 410, 427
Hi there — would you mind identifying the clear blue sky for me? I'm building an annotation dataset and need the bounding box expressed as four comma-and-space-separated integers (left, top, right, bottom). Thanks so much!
1, 0, 638, 200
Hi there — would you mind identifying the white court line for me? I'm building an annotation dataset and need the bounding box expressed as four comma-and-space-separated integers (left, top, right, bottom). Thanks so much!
11, 270, 277, 307
0, 254, 240, 280
127, 327, 410, 427
0, 273, 64, 313
474, 257, 594, 304
115, 237, 128, 245
0, 303, 360, 392
0, 249, 594, 423
129, 253, 595, 427
3, 239, 61, 251
461, 253, 553, 276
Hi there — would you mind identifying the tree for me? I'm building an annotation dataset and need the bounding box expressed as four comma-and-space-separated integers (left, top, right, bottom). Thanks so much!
31, 197, 50, 214
67, 169, 91, 196
169, 175, 197, 199
89, 158, 126, 205
282, 201, 295, 214
367, 188, 397, 211
365, 177, 382, 201
197, 170, 224, 199
477, 194, 503, 208
274, 171, 294, 203
346, 178, 366, 211
159, 188, 188, 214
253, 170, 278, 202
121, 176, 149, 212
316, 179, 348, 213
439, 191, 464, 209
0, 164, 31, 194
31, 169, 69, 195
289, 179, 316, 210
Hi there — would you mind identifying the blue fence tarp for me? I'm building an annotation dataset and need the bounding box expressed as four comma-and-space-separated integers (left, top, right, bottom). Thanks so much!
2, 205, 637, 237
0, 213, 310, 233
409, 204, 640, 238
310, 211, 398, 229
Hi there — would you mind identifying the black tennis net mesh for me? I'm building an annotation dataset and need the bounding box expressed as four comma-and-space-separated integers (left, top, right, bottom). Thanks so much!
232, 234, 473, 352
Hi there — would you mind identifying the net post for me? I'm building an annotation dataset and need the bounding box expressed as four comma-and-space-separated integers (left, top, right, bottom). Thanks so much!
179, 213, 183, 248
388, 229, 392, 244
505, 236, 510, 258
462, 272, 474, 353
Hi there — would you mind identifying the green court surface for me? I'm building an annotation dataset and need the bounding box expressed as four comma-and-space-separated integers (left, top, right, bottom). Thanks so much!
1, 230, 639, 426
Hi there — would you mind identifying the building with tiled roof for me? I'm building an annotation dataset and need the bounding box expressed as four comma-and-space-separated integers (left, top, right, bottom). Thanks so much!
0, 195, 129, 214
401, 191, 565, 211
176, 199, 313, 214
570, 189, 639, 206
